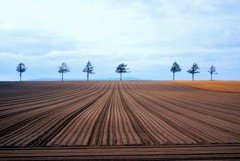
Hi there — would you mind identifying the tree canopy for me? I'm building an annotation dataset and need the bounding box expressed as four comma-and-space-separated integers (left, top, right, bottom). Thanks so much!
16, 62, 27, 82
83, 61, 95, 81
58, 63, 70, 81
170, 62, 181, 80
187, 63, 200, 80
208, 65, 217, 81
115, 63, 130, 81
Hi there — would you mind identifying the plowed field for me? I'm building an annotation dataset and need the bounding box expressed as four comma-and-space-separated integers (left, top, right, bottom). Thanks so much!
172, 80, 240, 93
0, 81, 240, 160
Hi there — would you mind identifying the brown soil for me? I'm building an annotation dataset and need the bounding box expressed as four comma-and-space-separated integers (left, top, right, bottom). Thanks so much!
171, 80, 240, 93
0, 81, 240, 160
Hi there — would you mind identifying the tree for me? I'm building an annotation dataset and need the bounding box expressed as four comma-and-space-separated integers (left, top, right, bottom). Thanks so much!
208, 65, 217, 81
171, 62, 181, 80
187, 63, 200, 80
115, 63, 130, 81
58, 63, 69, 81
83, 61, 95, 81
16, 63, 27, 82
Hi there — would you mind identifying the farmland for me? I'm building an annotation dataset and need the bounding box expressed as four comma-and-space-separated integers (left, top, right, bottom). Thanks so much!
0, 81, 240, 160
173, 80, 240, 93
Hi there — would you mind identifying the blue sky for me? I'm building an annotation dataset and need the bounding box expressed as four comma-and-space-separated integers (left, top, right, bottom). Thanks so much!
0, 0, 240, 81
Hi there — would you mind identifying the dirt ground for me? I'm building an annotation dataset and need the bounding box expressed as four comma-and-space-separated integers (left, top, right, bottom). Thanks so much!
0, 81, 240, 160
171, 80, 240, 93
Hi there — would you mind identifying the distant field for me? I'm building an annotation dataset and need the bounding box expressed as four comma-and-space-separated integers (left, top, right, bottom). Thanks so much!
0, 81, 240, 160
171, 80, 240, 93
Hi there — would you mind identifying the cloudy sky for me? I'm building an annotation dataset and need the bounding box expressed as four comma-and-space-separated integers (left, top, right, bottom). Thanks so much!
0, 0, 240, 81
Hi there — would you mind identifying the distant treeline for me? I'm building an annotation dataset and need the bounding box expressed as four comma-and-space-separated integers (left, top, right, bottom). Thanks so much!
16, 61, 217, 82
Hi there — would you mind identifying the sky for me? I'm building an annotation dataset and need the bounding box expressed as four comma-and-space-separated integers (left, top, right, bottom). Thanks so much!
0, 0, 240, 81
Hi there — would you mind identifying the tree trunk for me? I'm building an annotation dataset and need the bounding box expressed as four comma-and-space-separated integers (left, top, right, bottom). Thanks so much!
87, 73, 89, 81
120, 73, 122, 81
62, 73, 63, 81
192, 73, 194, 81
20, 73, 22, 82
173, 72, 175, 81
211, 74, 212, 81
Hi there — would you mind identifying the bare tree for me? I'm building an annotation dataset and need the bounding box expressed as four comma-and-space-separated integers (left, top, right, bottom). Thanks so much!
83, 61, 95, 81
208, 65, 217, 81
58, 63, 69, 81
187, 63, 200, 80
115, 63, 130, 81
171, 62, 181, 80
16, 63, 27, 82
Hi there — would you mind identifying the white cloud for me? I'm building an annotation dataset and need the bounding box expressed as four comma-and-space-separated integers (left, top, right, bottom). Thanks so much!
0, 28, 77, 54
0, 0, 240, 80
